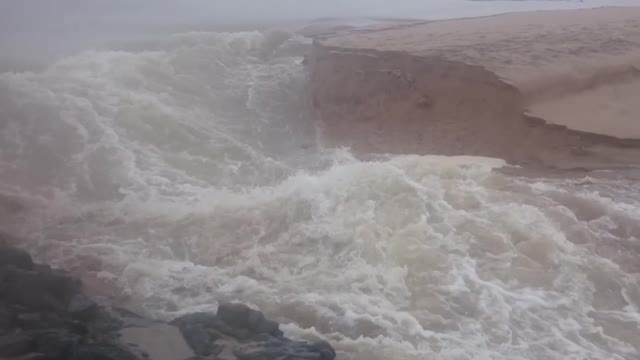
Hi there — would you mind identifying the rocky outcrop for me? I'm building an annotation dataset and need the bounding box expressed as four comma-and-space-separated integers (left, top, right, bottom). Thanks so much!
0, 239, 336, 360
0, 239, 129, 360
307, 7, 640, 169
171, 305, 335, 360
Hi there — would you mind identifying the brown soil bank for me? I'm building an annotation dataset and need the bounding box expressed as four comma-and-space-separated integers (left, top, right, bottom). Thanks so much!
308, 7, 640, 169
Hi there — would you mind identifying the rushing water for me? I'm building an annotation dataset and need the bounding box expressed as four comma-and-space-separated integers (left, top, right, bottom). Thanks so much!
2, 8, 640, 360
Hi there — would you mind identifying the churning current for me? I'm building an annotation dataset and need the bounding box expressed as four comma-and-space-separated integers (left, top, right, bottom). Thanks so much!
1, 29, 639, 360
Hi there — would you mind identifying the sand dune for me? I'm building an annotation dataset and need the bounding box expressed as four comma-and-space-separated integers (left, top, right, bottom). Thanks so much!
309, 7, 640, 168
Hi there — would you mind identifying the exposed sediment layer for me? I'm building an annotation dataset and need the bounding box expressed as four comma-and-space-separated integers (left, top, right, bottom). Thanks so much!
308, 7, 640, 168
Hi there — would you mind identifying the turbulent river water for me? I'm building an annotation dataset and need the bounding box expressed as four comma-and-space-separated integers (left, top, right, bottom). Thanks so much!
1, 15, 640, 360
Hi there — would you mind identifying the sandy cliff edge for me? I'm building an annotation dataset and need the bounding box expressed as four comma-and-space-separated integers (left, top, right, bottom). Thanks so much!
308, 7, 640, 169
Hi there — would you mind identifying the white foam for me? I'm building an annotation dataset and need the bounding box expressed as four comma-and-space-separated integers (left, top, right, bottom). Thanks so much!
1, 29, 639, 360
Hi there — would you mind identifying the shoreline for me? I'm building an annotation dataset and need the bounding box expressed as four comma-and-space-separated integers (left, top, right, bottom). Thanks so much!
308, 7, 640, 171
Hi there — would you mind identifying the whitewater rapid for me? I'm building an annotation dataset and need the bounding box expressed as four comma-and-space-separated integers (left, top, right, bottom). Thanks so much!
1, 30, 639, 360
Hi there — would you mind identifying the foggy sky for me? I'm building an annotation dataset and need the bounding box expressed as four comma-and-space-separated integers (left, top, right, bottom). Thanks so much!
7, 0, 639, 30
0, 0, 444, 68
1, 0, 639, 70
0, 0, 442, 29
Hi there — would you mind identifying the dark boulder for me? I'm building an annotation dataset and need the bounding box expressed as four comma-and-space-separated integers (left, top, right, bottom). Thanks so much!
67, 293, 97, 315
217, 303, 282, 338
171, 303, 283, 346
0, 265, 81, 312
234, 338, 336, 360
172, 305, 335, 360
32, 329, 80, 360
170, 313, 224, 356
0, 242, 337, 360
0, 242, 131, 360
0, 237, 34, 270
16, 311, 83, 335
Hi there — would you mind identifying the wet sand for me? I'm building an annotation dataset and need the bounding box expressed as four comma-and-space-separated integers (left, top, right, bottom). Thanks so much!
309, 7, 640, 169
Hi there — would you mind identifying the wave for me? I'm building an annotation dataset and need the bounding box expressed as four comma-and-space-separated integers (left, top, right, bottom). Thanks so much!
1, 29, 639, 360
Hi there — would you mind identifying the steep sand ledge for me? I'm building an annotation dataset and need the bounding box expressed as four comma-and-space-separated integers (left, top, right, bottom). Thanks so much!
308, 7, 640, 168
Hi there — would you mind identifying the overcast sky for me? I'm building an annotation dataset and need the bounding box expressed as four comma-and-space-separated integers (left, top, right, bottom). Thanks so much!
5, 0, 640, 29
6, 0, 640, 28
1, 0, 639, 68
0, 0, 445, 33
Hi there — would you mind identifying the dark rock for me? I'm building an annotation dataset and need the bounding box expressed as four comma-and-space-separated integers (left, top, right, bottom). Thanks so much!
103, 306, 159, 330
234, 339, 336, 360
171, 313, 220, 330
180, 325, 222, 356
18, 312, 71, 333
0, 266, 81, 312
0, 243, 337, 360
120, 324, 195, 360
217, 303, 282, 337
0, 333, 32, 357
0, 244, 144, 360
0, 239, 34, 270
32, 330, 80, 360
172, 306, 278, 345
173, 305, 335, 360
307, 341, 336, 360
170, 313, 224, 356
70, 344, 139, 360
33, 264, 52, 273
67, 293, 97, 315
111, 306, 147, 320
80, 308, 128, 342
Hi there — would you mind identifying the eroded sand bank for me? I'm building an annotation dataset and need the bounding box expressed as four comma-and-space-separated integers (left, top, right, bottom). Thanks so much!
308, 7, 640, 169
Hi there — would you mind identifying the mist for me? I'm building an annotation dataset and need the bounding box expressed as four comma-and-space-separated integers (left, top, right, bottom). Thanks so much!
2, 0, 420, 70
2, 0, 639, 70
2, 0, 640, 359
